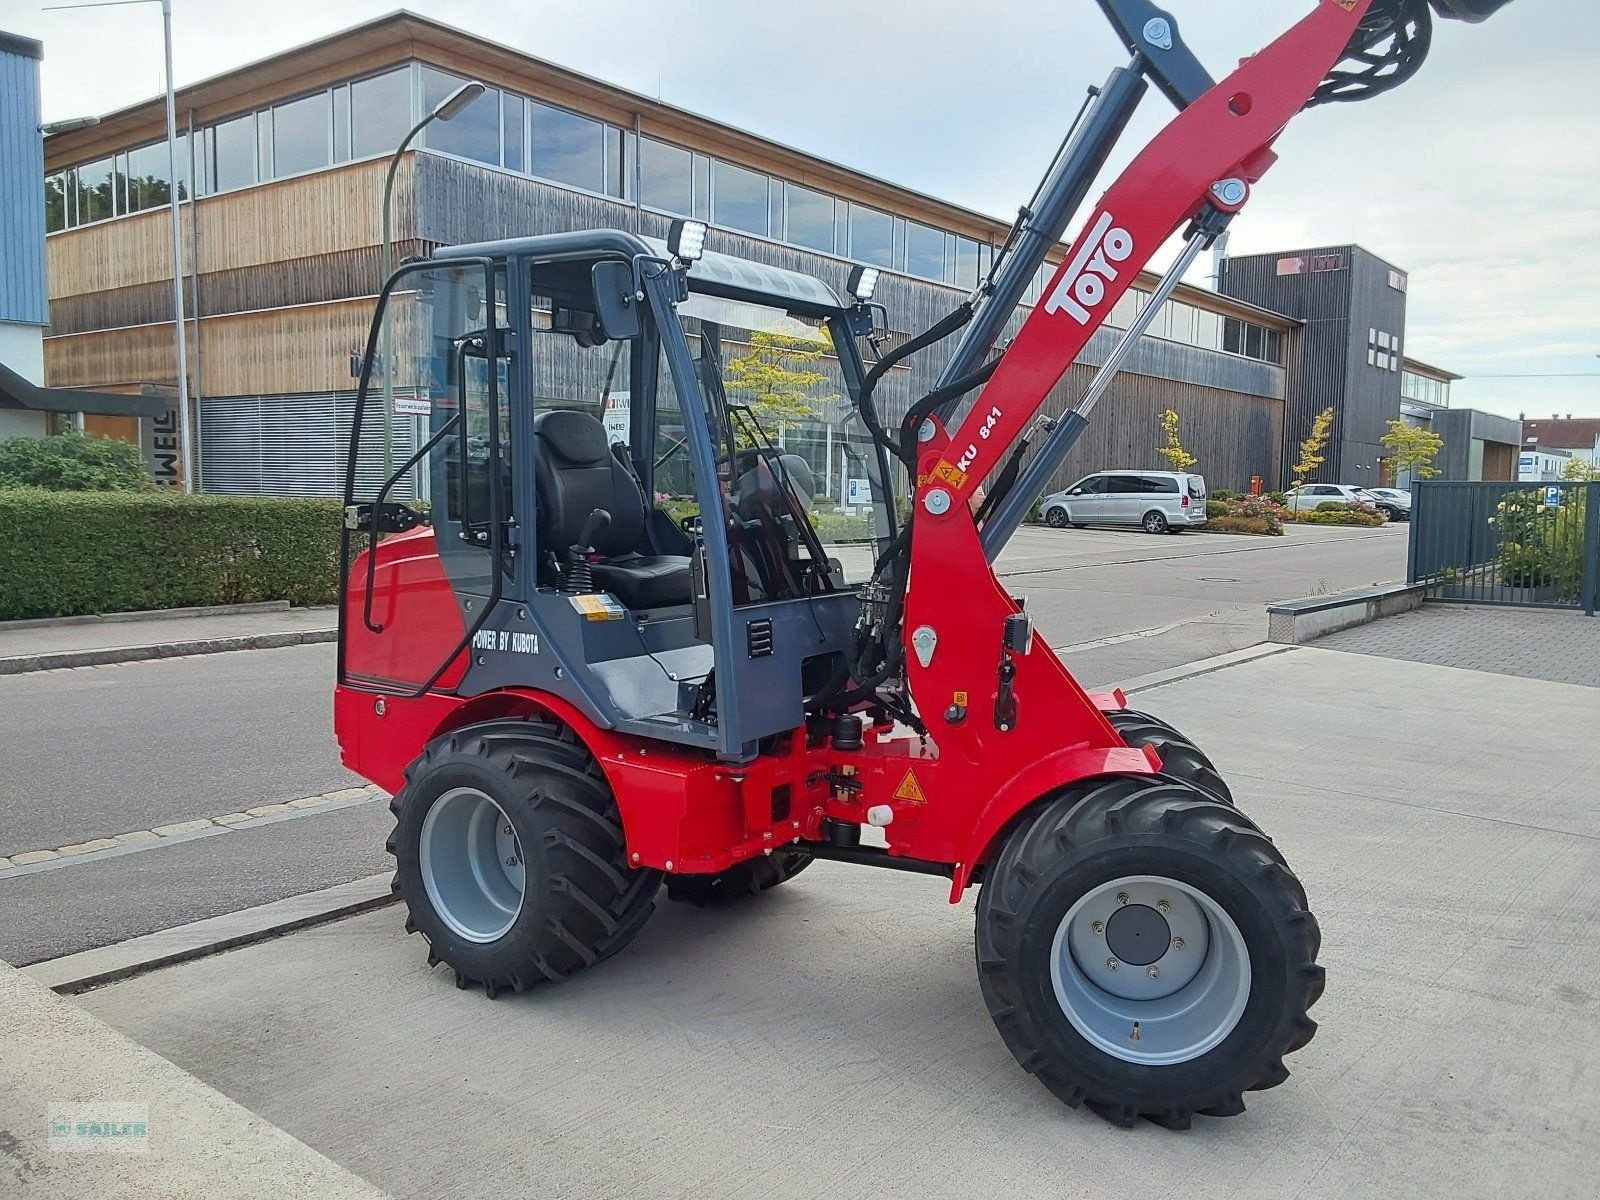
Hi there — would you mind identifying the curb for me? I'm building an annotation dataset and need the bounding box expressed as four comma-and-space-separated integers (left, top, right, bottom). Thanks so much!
0, 628, 337, 675
1111, 643, 1295, 695
0, 600, 296, 632
23, 873, 398, 994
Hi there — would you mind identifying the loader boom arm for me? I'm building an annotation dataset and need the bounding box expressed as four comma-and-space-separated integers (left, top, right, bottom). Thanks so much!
922, 0, 1377, 503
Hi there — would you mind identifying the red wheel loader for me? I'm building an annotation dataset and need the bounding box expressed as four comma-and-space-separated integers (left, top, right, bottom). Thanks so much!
335, 0, 1513, 1126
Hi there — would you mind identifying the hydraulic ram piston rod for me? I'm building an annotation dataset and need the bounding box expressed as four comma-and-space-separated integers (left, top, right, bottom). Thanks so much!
979, 229, 1210, 557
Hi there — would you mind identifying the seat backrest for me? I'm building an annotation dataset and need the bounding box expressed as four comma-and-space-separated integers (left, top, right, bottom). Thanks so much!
530, 410, 645, 556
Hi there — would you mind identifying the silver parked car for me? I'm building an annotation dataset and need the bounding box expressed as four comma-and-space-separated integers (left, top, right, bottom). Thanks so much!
1040, 471, 1207, 534
1279, 483, 1382, 513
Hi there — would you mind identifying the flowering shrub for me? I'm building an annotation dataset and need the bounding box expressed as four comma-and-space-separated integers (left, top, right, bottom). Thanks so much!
1223, 494, 1287, 534
1487, 488, 1587, 593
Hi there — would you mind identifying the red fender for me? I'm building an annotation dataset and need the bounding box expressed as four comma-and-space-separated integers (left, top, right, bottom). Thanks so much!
948, 741, 1161, 902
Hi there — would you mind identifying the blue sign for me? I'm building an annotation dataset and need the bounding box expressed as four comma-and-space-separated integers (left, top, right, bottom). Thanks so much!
1544, 485, 1562, 507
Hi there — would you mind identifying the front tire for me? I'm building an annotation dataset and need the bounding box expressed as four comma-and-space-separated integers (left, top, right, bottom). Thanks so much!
1142, 510, 1169, 534
976, 776, 1323, 1128
388, 717, 662, 996
1045, 506, 1069, 528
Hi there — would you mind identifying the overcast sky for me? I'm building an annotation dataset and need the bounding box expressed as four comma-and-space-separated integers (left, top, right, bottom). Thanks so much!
11, 0, 1599, 419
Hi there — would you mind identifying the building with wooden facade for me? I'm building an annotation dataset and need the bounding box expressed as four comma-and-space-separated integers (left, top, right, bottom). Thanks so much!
41, 11, 1309, 497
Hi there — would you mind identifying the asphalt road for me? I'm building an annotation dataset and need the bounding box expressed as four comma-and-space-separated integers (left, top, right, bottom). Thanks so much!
0, 521, 1407, 964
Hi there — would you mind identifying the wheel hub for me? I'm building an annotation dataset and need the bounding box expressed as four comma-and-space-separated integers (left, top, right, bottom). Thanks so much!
418, 787, 526, 944
1104, 903, 1170, 966
1051, 874, 1251, 1065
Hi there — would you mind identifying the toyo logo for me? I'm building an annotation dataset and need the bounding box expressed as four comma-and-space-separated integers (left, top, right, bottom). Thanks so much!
1044, 212, 1134, 325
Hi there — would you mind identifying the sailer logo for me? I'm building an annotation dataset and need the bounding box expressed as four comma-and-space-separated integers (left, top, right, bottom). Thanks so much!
1044, 212, 1135, 325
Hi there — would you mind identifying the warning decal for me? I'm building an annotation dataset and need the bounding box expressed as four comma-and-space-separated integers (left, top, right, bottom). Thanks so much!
892, 769, 927, 803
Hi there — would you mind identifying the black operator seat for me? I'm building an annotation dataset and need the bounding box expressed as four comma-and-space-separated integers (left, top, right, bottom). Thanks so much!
529, 410, 692, 609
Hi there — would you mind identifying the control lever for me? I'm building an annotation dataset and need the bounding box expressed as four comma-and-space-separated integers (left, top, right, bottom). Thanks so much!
562, 508, 612, 595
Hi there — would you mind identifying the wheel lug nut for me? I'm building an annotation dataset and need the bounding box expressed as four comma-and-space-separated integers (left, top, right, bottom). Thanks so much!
1091, 920, 1104, 935
1105, 957, 1119, 971
506, 856, 518, 866
1116, 892, 1130, 905
1172, 937, 1185, 950
1147, 965, 1160, 979
1156, 899, 1170, 913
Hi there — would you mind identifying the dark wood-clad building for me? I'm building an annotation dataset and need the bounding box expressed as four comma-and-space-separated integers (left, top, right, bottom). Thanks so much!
42, 10, 1299, 495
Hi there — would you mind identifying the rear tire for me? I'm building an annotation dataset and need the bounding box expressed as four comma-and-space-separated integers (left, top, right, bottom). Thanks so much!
665, 848, 812, 906
976, 776, 1322, 1128
1142, 510, 1169, 534
1103, 708, 1232, 803
388, 717, 662, 995
1045, 506, 1069, 528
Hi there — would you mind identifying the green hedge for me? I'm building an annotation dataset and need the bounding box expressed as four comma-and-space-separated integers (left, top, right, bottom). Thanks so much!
0, 490, 344, 619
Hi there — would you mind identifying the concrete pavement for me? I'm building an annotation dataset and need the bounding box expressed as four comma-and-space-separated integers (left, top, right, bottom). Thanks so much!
0, 959, 386, 1199
64, 643, 1600, 1199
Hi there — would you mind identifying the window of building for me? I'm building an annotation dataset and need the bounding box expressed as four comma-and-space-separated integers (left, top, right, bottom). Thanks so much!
905, 220, 946, 281
331, 85, 351, 162
605, 126, 629, 199
848, 203, 894, 268
501, 93, 524, 173
712, 159, 769, 236
529, 99, 605, 193
785, 182, 835, 254
420, 66, 500, 166
1194, 307, 1221, 351
44, 172, 69, 231
74, 156, 115, 223
212, 113, 257, 193
272, 90, 331, 177
639, 136, 691, 214
350, 68, 413, 161
123, 140, 176, 212
691, 153, 710, 220
952, 235, 981, 289
1245, 324, 1265, 360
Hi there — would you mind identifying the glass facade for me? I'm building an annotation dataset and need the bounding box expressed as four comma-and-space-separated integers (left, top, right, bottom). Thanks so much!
1402, 370, 1450, 407
38, 56, 1286, 373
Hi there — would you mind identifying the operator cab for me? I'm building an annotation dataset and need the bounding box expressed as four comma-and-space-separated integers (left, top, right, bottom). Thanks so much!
338, 226, 895, 762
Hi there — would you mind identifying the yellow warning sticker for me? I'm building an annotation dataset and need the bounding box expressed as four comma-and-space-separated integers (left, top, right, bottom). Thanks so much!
953, 690, 969, 707
892, 769, 927, 804
932, 460, 968, 488
1333, 0, 1358, 10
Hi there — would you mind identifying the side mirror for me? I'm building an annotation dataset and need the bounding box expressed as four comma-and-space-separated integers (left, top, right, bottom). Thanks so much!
592, 261, 642, 340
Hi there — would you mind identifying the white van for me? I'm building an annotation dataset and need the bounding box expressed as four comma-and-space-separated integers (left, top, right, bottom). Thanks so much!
1040, 471, 1208, 534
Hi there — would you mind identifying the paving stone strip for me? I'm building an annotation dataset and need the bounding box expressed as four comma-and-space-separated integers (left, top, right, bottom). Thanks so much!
0, 786, 385, 876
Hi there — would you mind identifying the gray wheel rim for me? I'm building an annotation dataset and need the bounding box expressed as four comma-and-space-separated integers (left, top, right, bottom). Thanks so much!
419, 787, 526, 943
1047, 508, 1067, 527
1144, 512, 1165, 532
1050, 874, 1250, 1066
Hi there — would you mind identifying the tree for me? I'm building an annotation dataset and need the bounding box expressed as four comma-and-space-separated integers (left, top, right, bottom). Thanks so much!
723, 331, 830, 443
1379, 418, 1444, 481
1291, 406, 1336, 487
1155, 408, 1197, 473
0, 431, 156, 492
1560, 456, 1600, 482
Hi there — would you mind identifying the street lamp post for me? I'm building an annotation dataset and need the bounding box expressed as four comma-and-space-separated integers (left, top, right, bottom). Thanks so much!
378, 80, 486, 477
46, 0, 193, 490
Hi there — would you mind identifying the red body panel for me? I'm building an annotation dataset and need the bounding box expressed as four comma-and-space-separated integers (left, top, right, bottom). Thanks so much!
336, 1, 1372, 898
